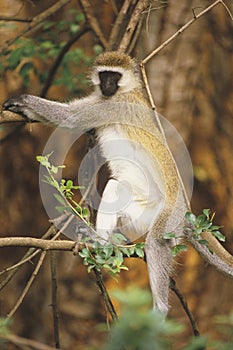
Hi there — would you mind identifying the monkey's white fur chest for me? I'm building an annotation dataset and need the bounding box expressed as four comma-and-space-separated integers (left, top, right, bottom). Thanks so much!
96, 125, 165, 240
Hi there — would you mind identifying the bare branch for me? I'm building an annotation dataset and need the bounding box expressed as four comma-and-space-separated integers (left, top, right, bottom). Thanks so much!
0, 110, 28, 124
118, 0, 149, 53
0, 236, 76, 250
0, 226, 58, 293
107, 0, 132, 51
0, 332, 57, 350
79, 0, 108, 48
0, 17, 32, 22
7, 250, 47, 318
170, 278, 200, 337
93, 267, 118, 322
0, 0, 72, 55
50, 251, 60, 348
142, 0, 233, 64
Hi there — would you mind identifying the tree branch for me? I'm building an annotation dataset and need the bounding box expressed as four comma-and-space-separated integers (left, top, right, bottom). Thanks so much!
0, 237, 76, 250
79, 0, 108, 48
107, 0, 132, 51
118, 0, 149, 53
0, 17, 32, 22
142, 0, 233, 64
7, 251, 47, 318
0, 0, 72, 55
93, 267, 119, 322
0, 225, 58, 291
0, 110, 28, 124
0, 332, 57, 350
50, 251, 60, 348
170, 278, 200, 337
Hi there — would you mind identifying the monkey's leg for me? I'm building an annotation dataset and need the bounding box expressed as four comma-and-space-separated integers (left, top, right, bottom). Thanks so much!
145, 233, 173, 315
96, 178, 121, 242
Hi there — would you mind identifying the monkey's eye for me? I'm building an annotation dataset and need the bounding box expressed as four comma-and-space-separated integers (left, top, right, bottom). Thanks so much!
99, 71, 122, 97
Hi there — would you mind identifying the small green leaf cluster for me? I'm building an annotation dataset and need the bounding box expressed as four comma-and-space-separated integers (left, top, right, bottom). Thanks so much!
36, 153, 89, 219
163, 209, 225, 256
185, 209, 225, 245
37, 153, 145, 277
163, 232, 188, 257
1, 9, 96, 92
79, 238, 145, 276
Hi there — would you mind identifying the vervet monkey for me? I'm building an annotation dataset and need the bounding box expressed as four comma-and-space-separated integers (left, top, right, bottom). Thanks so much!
2, 51, 233, 315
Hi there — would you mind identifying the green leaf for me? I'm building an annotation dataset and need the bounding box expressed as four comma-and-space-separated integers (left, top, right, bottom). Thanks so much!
53, 193, 67, 206
55, 205, 66, 213
197, 239, 209, 246
50, 165, 59, 174
102, 246, 113, 259
81, 207, 90, 218
211, 230, 226, 242
172, 244, 187, 257
69, 23, 80, 34
202, 208, 211, 218
211, 225, 223, 230
112, 233, 127, 245
185, 212, 196, 225
195, 227, 203, 235
78, 247, 90, 258
135, 248, 144, 258
66, 179, 73, 188
163, 232, 176, 240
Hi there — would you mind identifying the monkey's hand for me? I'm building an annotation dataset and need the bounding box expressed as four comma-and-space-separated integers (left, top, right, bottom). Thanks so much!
2, 95, 35, 120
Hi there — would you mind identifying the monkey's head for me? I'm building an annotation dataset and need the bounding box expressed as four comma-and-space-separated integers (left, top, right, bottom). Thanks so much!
91, 51, 141, 97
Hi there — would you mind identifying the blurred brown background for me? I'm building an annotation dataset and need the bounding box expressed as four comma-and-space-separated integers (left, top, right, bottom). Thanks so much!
0, 0, 233, 349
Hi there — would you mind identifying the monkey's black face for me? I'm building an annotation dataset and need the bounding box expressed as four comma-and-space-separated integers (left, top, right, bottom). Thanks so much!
99, 71, 122, 97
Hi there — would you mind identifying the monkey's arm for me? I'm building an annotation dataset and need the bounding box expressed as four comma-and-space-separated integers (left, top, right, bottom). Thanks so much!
2, 94, 101, 127
2, 95, 72, 125
2, 94, 156, 133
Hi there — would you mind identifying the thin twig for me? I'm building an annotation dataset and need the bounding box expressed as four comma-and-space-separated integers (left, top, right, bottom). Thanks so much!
7, 250, 47, 318
0, 17, 32, 22
140, 63, 156, 110
127, 16, 144, 54
50, 251, 60, 348
0, 332, 57, 350
170, 278, 200, 337
0, 0, 71, 55
93, 267, 118, 322
142, 0, 233, 64
79, 0, 108, 48
0, 225, 58, 291
0, 249, 39, 277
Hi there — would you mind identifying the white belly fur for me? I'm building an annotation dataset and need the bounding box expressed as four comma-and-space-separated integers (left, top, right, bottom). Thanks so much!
96, 125, 165, 241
